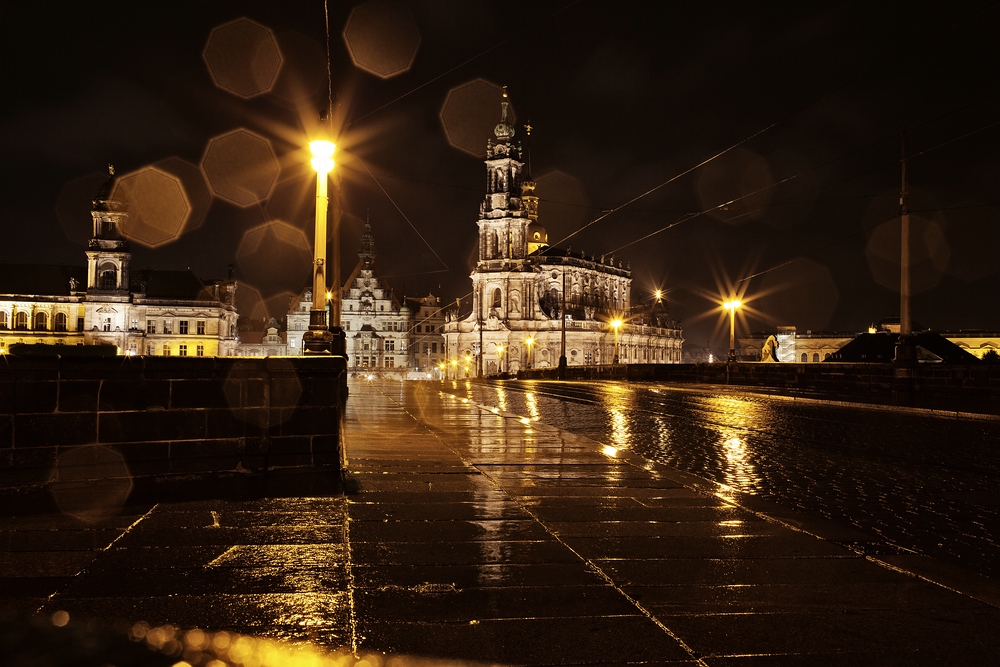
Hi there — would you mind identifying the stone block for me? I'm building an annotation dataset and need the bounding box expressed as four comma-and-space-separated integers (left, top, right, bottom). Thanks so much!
13, 413, 97, 448
13, 381, 58, 414
98, 379, 171, 412
57, 380, 100, 413
170, 379, 230, 409
98, 410, 206, 444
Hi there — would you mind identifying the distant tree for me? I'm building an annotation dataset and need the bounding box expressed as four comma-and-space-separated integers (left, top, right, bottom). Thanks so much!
982, 349, 999, 364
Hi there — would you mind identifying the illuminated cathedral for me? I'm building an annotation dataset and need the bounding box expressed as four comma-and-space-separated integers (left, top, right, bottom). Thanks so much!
443, 90, 683, 374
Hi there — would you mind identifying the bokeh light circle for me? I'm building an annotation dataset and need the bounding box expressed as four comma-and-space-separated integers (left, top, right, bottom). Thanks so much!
203, 18, 283, 99
112, 167, 191, 248
201, 129, 280, 207
343, 0, 421, 79
49, 444, 133, 523
865, 215, 950, 294
440, 79, 509, 157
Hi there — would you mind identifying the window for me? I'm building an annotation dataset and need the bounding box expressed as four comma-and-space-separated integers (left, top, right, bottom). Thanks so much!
197, 320, 205, 335
99, 264, 117, 290
386, 339, 395, 352
164, 320, 173, 334
34, 312, 47, 331
432, 342, 437, 353
178, 344, 188, 356
77, 317, 84, 332
801, 353, 808, 362
163, 346, 171, 356
196, 345, 204, 357
812, 353, 820, 363
179, 320, 189, 334
103, 318, 112, 332
55, 313, 67, 332
385, 357, 394, 368
147, 345, 153, 355
416, 325, 422, 333
423, 343, 429, 353
0, 312, 7, 329
147, 320, 156, 334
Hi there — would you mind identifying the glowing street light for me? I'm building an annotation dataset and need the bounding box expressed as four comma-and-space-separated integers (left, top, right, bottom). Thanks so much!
654, 289, 663, 303
303, 138, 336, 354
610, 318, 623, 364
496, 344, 505, 375
724, 299, 742, 362
524, 336, 535, 369
449, 358, 458, 380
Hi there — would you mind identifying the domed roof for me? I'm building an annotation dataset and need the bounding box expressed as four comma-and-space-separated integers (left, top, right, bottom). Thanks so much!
92, 164, 127, 212
526, 221, 548, 244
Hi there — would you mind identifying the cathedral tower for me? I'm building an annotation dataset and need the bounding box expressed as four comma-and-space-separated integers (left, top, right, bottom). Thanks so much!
86, 165, 131, 294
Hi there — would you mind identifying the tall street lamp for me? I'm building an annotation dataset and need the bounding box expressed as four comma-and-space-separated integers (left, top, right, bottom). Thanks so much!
496, 344, 505, 375
724, 299, 742, 362
524, 336, 535, 369
303, 138, 336, 354
610, 318, 622, 364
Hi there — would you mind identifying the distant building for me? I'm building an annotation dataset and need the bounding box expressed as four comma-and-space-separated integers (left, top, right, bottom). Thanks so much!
444, 90, 683, 374
0, 167, 238, 357
235, 317, 287, 357
738, 320, 998, 363
407, 293, 447, 377
287, 219, 443, 377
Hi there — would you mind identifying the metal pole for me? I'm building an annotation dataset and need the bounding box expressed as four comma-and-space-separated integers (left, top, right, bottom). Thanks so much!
559, 266, 567, 376
900, 130, 911, 337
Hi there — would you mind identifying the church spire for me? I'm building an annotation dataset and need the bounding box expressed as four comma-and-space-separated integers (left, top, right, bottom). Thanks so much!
494, 86, 515, 142
359, 212, 376, 267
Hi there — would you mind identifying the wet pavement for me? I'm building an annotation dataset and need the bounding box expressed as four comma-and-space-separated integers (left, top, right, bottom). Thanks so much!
3, 377, 1000, 665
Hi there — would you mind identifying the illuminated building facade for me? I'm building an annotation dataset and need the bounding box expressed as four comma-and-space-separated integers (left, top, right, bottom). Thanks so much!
408, 293, 447, 377
0, 169, 238, 356
288, 219, 414, 375
443, 91, 684, 374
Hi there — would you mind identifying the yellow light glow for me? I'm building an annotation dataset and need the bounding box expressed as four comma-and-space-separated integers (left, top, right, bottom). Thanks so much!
723, 299, 742, 311
654, 289, 663, 300
602, 445, 619, 458
525, 337, 534, 346
309, 139, 335, 159
450, 359, 457, 366
610, 319, 622, 329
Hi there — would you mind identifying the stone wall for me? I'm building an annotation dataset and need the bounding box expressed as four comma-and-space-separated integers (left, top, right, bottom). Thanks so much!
0, 356, 346, 506
517, 363, 1000, 415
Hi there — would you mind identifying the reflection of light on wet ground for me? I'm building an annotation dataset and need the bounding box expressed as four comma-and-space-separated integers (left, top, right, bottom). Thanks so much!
719, 434, 762, 494
602, 445, 619, 458
525, 392, 540, 421
493, 386, 508, 413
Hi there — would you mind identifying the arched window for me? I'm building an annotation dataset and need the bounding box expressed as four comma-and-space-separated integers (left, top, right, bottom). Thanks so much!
0, 312, 7, 329
812, 353, 820, 362
34, 312, 48, 331
100, 263, 117, 290
824, 353, 831, 361
491, 288, 502, 309
55, 313, 68, 332
801, 353, 808, 362
15, 312, 28, 330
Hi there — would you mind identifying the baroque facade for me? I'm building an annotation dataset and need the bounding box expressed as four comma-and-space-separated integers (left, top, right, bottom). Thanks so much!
0, 168, 239, 357
443, 90, 683, 374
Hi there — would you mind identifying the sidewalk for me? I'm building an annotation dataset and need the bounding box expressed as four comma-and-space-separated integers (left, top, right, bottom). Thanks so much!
2, 378, 1000, 665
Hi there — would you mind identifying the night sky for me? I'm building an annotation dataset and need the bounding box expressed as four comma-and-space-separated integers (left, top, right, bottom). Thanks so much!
2, 1, 997, 355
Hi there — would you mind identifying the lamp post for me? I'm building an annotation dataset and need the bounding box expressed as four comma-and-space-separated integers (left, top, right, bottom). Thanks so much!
524, 336, 535, 370
303, 138, 336, 354
610, 319, 622, 364
449, 358, 457, 380
496, 344, 505, 375
724, 299, 742, 362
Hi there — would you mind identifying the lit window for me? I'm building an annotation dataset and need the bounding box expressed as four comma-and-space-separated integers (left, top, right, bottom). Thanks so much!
179, 344, 188, 356
163, 346, 171, 356
0, 312, 7, 329
196, 345, 204, 357
34, 312, 48, 331
164, 321, 173, 334
55, 313, 68, 332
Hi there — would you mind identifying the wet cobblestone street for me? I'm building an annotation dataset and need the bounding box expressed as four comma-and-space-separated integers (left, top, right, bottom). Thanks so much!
445, 380, 1000, 581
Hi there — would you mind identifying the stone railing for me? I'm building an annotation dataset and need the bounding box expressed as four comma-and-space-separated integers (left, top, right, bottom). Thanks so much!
0, 356, 346, 511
